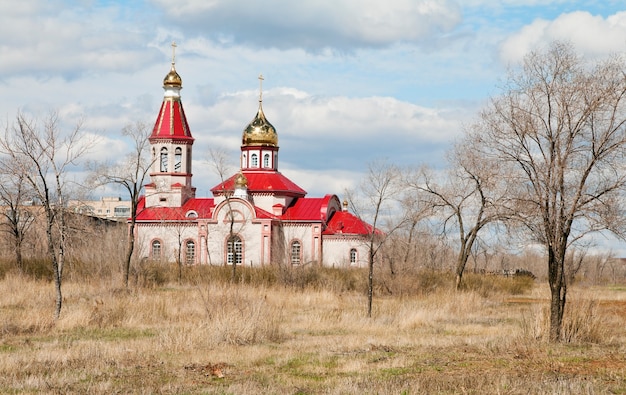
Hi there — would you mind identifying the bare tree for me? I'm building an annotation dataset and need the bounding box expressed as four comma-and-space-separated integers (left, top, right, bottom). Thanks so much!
0, 111, 91, 319
471, 42, 626, 341
207, 147, 239, 280
348, 160, 405, 318
0, 172, 36, 272
91, 121, 153, 288
407, 139, 514, 290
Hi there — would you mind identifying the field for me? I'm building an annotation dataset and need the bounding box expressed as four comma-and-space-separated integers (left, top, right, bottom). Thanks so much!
1, 265, 626, 394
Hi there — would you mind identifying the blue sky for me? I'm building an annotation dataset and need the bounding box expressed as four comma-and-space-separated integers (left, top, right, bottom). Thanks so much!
1, 0, 626, 205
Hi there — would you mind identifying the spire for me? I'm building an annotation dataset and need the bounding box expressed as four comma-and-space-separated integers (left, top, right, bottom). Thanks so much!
163, 41, 182, 88
151, 42, 193, 141
258, 74, 264, 105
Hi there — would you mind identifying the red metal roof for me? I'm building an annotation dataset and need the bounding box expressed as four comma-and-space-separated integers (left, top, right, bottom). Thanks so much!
135, 196, 214, 221
324, 211, 375, 236
134, 195, 374, 236
150, 98, 194, 141
281, 196, 331, 222
211, 171, 306, 197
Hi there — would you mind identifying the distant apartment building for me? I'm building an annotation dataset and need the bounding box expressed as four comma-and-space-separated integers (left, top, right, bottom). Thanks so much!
69, 197, 131, 221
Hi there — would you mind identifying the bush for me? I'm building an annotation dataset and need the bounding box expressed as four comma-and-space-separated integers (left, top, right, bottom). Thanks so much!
22, 258, 54, 280
461, 272, 535, 296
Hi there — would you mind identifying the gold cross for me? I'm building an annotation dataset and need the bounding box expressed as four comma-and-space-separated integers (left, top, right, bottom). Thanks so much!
258, 74, 264, 103
171, 41, 177, 65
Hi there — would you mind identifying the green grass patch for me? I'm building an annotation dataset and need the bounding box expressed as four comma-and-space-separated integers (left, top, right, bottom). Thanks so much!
58, 327, 156, 343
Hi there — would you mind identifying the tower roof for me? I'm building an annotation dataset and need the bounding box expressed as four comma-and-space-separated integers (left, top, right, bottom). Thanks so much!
150, 42, 194, 142
242, 75, 278, 147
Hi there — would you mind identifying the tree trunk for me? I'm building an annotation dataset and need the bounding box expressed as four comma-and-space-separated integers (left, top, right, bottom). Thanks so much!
123, 221, 135, 288
455, 261, 466, 290
547, 247, 567, 342
367, 245, 374, 318
46, 215, 62, 320
455, 243, 471, 291
14, 234, 23, 273
53, 258, 63, 320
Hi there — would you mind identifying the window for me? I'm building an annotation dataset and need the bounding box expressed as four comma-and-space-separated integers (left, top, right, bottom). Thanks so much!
227, 236, 243, 265
114, 206, 130, 217
185, 240, 195, 265
174, 147, 182, 172
291, 240, 301, 265
263, 153, 270, 168
152, 240, 162, 259
350, 248, 357, 265
160, 147, 168, 172
187, 147, 192, 172
251, 153, 258, 167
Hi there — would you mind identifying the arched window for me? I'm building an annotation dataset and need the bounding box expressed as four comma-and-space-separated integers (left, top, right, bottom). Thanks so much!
251, 153, 258, 168
185, 240, 195, 265
152, 240, 162, 259
242, 153, 247, 168
350, 248, 357, 265
291, 240, 301, 265
174, 147, 182, 172
263, 153, 270, 168
227, 236, 243, 265
160, 147, 168, 172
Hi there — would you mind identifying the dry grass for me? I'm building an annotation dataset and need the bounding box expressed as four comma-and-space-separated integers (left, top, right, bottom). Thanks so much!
1, 267, 626, 394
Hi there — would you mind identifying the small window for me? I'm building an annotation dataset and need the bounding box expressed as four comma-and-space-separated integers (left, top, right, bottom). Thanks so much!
185, 240, 195, 265
350, 248, 357, 265
291, 240, 301, 265
251, 153, 258, 168
152, 240, 162, 259
160, 147, 168, 172
174, 147, 182, 173
263, 153, 270, 168
186, 147, 192, 172
227, 236, 243, 265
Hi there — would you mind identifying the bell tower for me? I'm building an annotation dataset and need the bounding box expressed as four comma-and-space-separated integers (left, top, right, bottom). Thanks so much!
145, 42, 196, 208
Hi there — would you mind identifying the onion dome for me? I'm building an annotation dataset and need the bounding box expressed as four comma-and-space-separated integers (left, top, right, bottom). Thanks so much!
234, 171, 248, 188
242, 74, 278, 147
242, 105, 278, 147
163, 63, 182, 87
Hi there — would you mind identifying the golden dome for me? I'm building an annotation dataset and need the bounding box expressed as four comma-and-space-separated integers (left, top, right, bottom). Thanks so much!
234, 172, 248, 188
163, 63, 182, 87
242, 105, 278, 147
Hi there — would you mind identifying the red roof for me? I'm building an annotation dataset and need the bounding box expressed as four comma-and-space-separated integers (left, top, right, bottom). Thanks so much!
324, 210, 375, 236
211, 171, 306, 197
135, 197, 214, 221
280, 195, 334, 222
150, 98, 194, 141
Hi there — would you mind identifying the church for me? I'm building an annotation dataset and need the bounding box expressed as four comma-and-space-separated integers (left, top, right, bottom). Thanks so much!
134, 50, 374, 268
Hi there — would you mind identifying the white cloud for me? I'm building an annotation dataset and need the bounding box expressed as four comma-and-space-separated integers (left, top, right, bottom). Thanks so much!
151, 0, 462, 50
0, 1, 159, 77
500, 11, 626, 64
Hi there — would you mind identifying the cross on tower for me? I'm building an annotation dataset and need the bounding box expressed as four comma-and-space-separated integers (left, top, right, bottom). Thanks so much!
171, 41, 177, 65
258, 74, 264, 103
